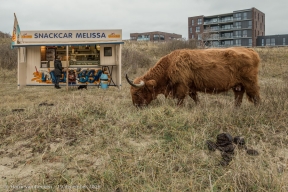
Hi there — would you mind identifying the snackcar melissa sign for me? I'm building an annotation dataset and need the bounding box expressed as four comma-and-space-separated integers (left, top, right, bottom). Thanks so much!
20, 30, 122, 42
33, 32, 107, 39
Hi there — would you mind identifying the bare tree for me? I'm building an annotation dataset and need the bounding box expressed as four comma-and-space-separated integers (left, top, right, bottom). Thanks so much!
0, 31, 17, 70
196, 26, 216, 48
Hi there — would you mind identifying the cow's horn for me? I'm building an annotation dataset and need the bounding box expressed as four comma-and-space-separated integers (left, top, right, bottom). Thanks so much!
125, 74, 145, 87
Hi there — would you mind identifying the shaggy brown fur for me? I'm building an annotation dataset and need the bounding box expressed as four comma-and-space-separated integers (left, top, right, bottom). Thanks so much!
127, 47, 260, 107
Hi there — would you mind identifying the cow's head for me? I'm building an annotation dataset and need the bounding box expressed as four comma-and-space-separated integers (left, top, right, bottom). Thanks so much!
126, 74, 157, 107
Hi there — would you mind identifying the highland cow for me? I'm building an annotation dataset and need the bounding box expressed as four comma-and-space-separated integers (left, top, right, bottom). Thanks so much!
126, 47, 260, 107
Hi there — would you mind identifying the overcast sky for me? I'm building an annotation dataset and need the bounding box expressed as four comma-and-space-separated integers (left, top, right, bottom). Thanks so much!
0, 0, 287, 40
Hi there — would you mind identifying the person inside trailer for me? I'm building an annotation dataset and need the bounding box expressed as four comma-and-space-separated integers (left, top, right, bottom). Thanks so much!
54, 55, 63, 89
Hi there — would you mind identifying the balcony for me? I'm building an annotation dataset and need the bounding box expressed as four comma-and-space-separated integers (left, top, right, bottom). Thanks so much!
220, 27, 234, 31
207, 37, 220, 40
204, 16, 251, 25
203, 20, 218, 25
220, 36, 234, 39
204, 28, 219, 32
205, 35, 251, 40
235, 26, 242, 29
241, 26, 252, 29
219, 18, 233, 23
234, 17, 242, 21
233, 34, 252, 39
204, 18, 234, 25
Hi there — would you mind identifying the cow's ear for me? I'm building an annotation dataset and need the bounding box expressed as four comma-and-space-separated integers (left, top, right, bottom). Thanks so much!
146, 80, 157, 90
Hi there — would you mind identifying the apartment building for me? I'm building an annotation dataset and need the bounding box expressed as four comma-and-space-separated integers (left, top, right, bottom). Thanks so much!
188, 7, 265, 47
256, 34, 288, 46
130, 31, 182, 42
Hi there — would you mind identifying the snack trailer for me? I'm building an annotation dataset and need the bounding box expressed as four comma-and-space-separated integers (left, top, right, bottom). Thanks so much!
12, 29, 123, 89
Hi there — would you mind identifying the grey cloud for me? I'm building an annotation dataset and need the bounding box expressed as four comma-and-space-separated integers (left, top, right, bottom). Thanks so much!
0, 0, 287, 39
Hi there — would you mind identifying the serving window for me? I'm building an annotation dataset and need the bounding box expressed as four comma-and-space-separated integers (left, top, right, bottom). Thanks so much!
40, 46, 56, 68
40, 45, 101, 67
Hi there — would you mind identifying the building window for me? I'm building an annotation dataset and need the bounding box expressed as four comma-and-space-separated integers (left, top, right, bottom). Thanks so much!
234, 13, 241, 20
160, 35, 165, 41
192, 20, 194, 26
249, 39, 252, 46
271, 38, 275, 46
248, 21, 252, 28
283, 38, 286, 45
256, 21, 257, 28
190, 27, 192, 33
266, 39, 270, 46
192, 35, 194, 39
211, 26, 219, 31
196, 26, 200, 32
235, 31, 241, 38
221, 24, 233, 30
153, 34, 159, 41
197, 18, 202, 25
243, 12, 247, 19
235, 39, 241, 46
222, 33, 233, 38
198, 34, 202, 40
137, 35, 150, 41
242, 30, 247, 37
211, 18, 218, 23
235, 22, 241, 29
223, 40, 233, 45
261, 39, 264, 46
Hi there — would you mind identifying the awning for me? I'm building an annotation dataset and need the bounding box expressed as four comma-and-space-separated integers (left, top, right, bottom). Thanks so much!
12, 41, 124, 47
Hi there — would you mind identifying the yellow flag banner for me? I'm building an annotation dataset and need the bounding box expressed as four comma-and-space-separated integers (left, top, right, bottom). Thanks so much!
11, 13, 21, 49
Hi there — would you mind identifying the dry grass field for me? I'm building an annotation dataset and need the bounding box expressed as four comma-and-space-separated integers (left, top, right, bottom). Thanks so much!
0, 42, 288, 192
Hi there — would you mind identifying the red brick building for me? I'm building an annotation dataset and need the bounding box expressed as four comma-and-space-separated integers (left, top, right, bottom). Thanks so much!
188, 7, 265, 47
130, 31, 182, 42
